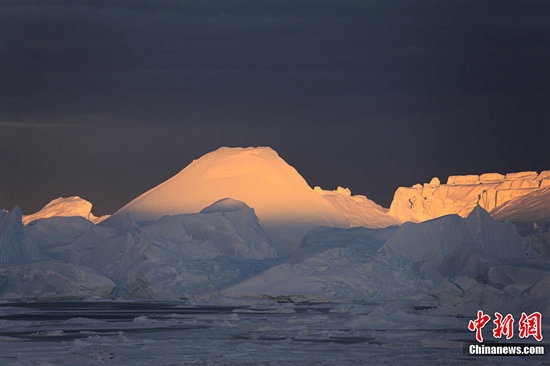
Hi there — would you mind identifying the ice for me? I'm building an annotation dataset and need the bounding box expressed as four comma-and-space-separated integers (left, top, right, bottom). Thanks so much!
222, 227, 433, 303
447, 175, 481, 185
220, 205, 546, 319
381, 206, 535, 283
200, 197, 250, 213
344, 307, 466, 330
388, 171, 549, 224
300, 225, 397, 250
527, 274, 550, 296
105, 147, 349, 254
1, 301, 542, 365
0, 261, 115, 300
491, 186, 550, 225
314, 186, 401, 228
22, 196, 108, 225
0, 207, 40, 263
487, 259, 550, 289
24, 216, 93, 251
479, 173, 506, 182
505, 171, 539, 180
465, 206, 535, 258
66, 205, 278, 299
2, 147, 549, 364
196, 199, 278, 259
6, 197, 534, 320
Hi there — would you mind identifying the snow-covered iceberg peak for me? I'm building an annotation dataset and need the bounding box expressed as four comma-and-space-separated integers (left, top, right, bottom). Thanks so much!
106, 147, 349, 254
22, 196, 107, 225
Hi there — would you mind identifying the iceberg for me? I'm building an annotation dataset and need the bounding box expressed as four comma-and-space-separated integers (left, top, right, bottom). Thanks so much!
388, 171, 550, 224
0, 207, 40, 263
22, 196, 108, 225
105, 147, 349, 255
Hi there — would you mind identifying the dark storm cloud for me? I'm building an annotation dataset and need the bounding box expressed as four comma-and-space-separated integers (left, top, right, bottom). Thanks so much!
1, 2, 549, 214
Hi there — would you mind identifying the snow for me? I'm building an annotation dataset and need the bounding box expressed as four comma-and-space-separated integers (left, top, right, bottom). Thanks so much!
479, 173, 505, 182
8, 196, 543, 320
388, 171, 549, 224
25, 216, 93, 251
506, 171, 539, 180
491, 186, 550, 225
381, 206, 541, 299
106, 147, 349, 254
428, 177, 441, 186
221, 206, 547, 319
314, 186, 400, 229
2, 147, 549, 364
0, 206, 40, 263
2, 202, 274, 300
22, 196, 108, 225
5, 301, 541, 366
384, 206, 533, 266
487, 259, 550, 289
528, 274, 550, 296
447, 174, 480, 185
64, 203, 278, 299
200, 197, 250, 213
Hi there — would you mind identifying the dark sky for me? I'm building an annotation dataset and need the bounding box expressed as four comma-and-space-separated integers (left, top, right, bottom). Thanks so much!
1, 1, 549, 215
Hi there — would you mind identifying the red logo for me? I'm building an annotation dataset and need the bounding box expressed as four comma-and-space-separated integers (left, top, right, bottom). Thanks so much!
493, 312, 514, 340
519, 312, 543, 342
468, 310, 491, 342
469, 311, 543, 342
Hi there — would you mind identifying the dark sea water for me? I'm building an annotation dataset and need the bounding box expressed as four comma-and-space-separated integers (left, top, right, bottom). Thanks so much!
0, 301, 543, 365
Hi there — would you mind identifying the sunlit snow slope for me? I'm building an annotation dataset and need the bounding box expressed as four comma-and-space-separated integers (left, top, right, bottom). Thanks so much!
22, 196, 107, 225
491, 186, 550, 225
106, 147, 349, 254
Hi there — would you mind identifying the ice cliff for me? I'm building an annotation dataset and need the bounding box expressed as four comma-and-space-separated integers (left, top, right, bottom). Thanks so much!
387, 171, 550, 224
